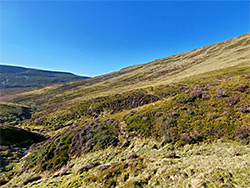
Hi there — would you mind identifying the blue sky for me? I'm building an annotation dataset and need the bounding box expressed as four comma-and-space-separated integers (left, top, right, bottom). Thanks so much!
1, 1, 249, 77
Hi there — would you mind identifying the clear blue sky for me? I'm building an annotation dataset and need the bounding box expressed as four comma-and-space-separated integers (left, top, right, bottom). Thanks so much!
1, 1, 249, 77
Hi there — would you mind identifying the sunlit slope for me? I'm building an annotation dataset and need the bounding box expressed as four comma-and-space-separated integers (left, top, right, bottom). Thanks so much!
12, 33, 250, 106
2, 73, 250, 188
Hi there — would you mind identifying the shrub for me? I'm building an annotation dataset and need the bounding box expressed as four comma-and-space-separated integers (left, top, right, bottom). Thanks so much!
234, 84, 249, 92
235, 126, 250, 144
128, 153, 139, 160
181, 133, 194, 145
227, 97, 239, 106
201, 93, 211, 100
22, 176, 41, 186
216, 88, 227, 97
190, 90, 202, 98
245, 74, 250, 79
78, 162, 101, 173
165, 152, 180, 159
239, 106, 249, 113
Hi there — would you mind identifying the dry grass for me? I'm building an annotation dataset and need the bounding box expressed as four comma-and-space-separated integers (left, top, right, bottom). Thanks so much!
9, 33, 250, 107
3, 139, 250, 188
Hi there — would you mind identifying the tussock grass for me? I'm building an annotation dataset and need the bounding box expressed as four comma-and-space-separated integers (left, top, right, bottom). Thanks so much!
3, 139, 250, 188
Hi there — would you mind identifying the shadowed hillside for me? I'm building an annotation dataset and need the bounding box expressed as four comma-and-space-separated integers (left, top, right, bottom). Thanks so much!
0, 65, 89, 89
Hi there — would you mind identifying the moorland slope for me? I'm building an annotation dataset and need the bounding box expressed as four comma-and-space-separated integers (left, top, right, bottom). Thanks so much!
0, 33, 250, 188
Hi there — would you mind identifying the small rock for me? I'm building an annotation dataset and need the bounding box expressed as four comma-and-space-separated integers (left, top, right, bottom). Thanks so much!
182, 172, 188, 178
170, 112, 179, 117
84, 139, 96, 152
165, 152, 180, 159
227, 96, 239, 106
183, 89, 191, 94
66, 121, 73, 125
155, 112, 163, 117
238, 69, 245, 72
121, 140, 130, 148
103, 118, 110, 122
142, 116, 148, 120
190, 90, 203, 98
128, 153, 139, 160
201, 93, 211, 100
216, 88, 227, 97
190, 178, 206, 188
22, 176, 42, 186
97, 165, 111, 171
152, 144, 158, 149
22, 149, 29, 157
180, 106, 187, 111
136, 114, 142, 118
234, 84, 249, 92
78, 162, 101, 173
96, 163, 116, 171
239, 106, 249, 113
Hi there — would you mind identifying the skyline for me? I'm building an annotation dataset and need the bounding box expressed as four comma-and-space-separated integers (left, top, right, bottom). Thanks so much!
1, 1, 249, 77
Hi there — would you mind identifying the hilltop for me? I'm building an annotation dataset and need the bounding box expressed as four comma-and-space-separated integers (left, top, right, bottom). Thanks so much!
0, 33, 250, 187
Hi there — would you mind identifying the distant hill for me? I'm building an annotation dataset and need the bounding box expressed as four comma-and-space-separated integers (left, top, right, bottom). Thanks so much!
0, 65, 89, 89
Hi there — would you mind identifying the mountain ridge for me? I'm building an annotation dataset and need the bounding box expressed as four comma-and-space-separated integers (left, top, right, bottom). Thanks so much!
0, 64, 89, 89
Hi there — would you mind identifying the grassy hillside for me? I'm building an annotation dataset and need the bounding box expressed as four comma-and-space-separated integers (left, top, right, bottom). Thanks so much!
0, 33, 250, 187
0, 65, 89, 89
10, 33, 249, 106
1, 74, 250, 187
